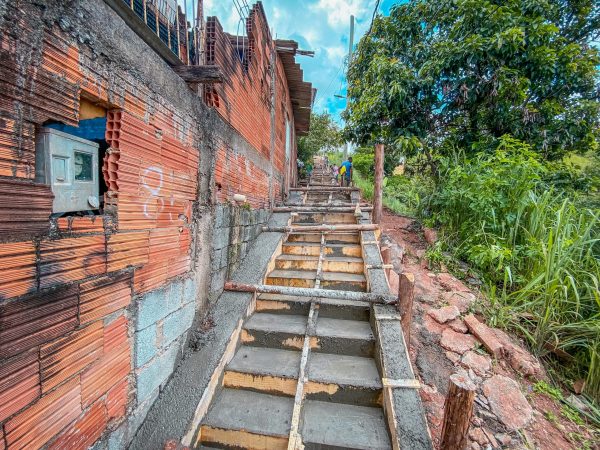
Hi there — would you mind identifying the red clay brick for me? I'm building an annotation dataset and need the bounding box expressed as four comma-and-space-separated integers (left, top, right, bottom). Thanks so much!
79, 274, 132, 324
0, 350, 40, 423
39, 235, 106, 289
0, 285, 79, 359
40, 322, 104, 393
107, 230, 150, 272
0, 241, 37, 299
48, 400, 107, 450
104, 315, 128, 355
134, 260, 169, 294
5, 378, 82, 450
81, 342, 130, 407
106, 378, 129, 421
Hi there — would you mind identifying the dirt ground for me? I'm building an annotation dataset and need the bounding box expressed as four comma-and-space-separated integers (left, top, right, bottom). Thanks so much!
380, 209, 597, 450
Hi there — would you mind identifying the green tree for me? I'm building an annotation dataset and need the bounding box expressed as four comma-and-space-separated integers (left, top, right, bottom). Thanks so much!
298, 112, 343, 163
345, 0, 600, 162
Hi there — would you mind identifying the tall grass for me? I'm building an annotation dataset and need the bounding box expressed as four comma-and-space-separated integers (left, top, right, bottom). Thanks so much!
422, 137, 600, 401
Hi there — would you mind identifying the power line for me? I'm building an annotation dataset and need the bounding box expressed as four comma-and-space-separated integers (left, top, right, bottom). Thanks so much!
365, 0, 381, 38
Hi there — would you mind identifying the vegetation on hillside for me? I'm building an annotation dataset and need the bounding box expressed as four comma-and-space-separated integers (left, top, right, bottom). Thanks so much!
345, 0, 600, 404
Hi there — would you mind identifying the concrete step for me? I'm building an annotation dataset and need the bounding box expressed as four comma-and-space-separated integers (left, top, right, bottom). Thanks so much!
287, 233, 322, 243
325, 232, 360, 244
201, 388, 292, 449
321, 271, 367, 292
275, 254, 319, 271
301, 400, 391, 450
256, 293, 369, 321
323, 256, 364, 274
326, 243, 362, 258
242, 313, 307, 351
306, 353, 382, 406
266, 269, 316, 288
243, 314, 375, 356
224, 346, 300, 397
314, 317, 375, 357
282, 242, 321, 256
292, 213, 356, 225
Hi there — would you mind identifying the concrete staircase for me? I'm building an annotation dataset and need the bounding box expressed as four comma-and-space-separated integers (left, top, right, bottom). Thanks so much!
195, 225, 392, 448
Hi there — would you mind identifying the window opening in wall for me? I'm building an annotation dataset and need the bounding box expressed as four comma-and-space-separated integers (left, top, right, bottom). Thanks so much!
36, 98, 109, 217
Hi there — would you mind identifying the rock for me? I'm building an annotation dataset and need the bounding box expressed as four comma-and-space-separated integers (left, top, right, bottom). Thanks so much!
440, 328, 477, 354
446, 351, 461, 364
423, 314, 446, 336
469, 428, 489, 446
423, 227, 438, 245
448, 318, 468, 333
437, 272, 471, 292
464, 315, 504, 358
566, 394, 590, 413
428, 305, 460, 324
495, 433, 512, 446
462, 351, 492, 376
482, 375, 533, 431
491, 328, 542, 377
470, 442, 481, 450
573, 379, 586, 395
442, 291, 476, 313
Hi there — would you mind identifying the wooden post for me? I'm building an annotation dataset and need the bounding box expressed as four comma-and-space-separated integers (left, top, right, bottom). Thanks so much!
373, 143, 384, 224
440, 374, 477, 450
397, 272, 415, 346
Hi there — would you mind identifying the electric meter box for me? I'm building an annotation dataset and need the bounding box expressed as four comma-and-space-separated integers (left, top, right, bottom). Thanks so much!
35, 128, 100, 213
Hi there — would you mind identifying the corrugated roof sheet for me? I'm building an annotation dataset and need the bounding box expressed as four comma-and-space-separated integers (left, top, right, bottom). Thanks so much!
0, 285, 79, 359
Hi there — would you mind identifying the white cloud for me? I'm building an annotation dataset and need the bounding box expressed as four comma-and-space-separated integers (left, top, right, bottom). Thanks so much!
310, 0, 371, 29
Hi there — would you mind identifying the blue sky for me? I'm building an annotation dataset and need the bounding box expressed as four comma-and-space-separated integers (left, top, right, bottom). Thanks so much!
203, 0, 397, 124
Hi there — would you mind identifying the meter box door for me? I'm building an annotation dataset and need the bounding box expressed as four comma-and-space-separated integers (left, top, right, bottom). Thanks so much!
35, 128, 100, 213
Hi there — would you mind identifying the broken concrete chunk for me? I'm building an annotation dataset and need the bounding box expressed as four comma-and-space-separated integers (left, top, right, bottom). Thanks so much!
440, 328, 477, 354
482, 375, 533, 431
464, 315, 504, 358
428, 305, 460, 324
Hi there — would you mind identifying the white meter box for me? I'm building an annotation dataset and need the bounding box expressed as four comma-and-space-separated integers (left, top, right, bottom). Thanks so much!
35, 128, 100, 213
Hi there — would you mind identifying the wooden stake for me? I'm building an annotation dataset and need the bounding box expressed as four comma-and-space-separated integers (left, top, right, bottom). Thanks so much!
397, 272, 415, 346
440, 374, 477, 450
373, 143, 384, 224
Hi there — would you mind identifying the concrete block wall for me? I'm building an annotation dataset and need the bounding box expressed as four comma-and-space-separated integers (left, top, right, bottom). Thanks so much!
209, 204, 270, 302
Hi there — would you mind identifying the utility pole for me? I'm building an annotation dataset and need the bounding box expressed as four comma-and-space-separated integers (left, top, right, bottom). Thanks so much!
343, 15, 354, 160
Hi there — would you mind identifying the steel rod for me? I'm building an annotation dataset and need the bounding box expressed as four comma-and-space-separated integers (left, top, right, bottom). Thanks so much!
224, 282, 397, 304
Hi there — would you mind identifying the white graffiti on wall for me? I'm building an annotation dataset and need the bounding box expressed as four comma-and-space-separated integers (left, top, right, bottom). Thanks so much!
141, 166, 180, 221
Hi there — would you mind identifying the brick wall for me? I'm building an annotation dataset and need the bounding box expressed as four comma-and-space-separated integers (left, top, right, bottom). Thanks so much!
206, 3, 296, 204
0, 0, 307, 449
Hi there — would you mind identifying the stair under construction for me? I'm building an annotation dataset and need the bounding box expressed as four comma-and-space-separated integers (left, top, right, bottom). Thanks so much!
190, 166, 432, 450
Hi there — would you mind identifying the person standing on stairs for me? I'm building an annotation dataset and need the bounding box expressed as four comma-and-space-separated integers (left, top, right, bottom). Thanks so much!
340, 156, 353, 187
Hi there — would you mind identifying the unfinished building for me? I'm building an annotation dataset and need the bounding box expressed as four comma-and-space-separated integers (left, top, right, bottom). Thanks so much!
0, 1, 431, 449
